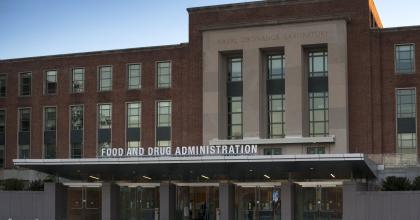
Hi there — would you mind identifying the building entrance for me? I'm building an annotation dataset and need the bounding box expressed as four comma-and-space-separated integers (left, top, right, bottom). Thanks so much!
119, 185, 159, 220
67, 186, 101, 220
235, 184, 281, 220
295, 184, 343, 220
176, 185, 219, 220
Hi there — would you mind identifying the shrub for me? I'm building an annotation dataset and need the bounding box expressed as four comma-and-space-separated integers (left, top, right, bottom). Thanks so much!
28, 180, 44, 191
3, 178, 26, 191
412, 176, 420, 190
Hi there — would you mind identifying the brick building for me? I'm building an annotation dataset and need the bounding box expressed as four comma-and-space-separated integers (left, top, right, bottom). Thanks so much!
0, 0, 419, 219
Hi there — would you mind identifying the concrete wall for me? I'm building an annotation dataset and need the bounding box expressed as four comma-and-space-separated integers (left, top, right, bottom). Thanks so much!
0, 183, 66, 220
343, 182, 420, 220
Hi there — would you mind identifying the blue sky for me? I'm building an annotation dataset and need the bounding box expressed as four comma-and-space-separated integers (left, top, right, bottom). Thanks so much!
0, 0, 419, 59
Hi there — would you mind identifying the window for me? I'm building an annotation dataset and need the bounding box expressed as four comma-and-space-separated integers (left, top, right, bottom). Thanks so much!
263, 148, 282, 155
307, 147, 326, 154
267, 54, 285, 138
98, 66, 112, 91
396, 88, 417, 154
127, 102, 141, 148
156, 101, 171, 147
308, 50, 329, 137
227, 57, 243, 140
228, 97, 243, 139
44, 107, 56, 159
71, 68, 85, 93
44, 70, 57, 95
19, 72, 32, 96
18, 108, 31, 159
98, 104, 112, 129
71, 105, 84, 130
70, 105, 84, 159
395, 44, 415, 74
0, 110, 5, 167
157, 61, 171, 88
0, 74, 6, 97
128, 64, 141, 89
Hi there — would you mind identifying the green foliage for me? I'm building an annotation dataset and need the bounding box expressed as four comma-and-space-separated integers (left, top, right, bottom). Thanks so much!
28, 180, 44, 191
382, 176, 413, 191
412, 176, 420, 190
3, 178, 26, 191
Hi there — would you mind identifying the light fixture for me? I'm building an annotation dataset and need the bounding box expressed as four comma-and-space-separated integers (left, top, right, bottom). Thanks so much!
142, 176, 152, 180
309, 167, 315, 171
89, 175, 100, 180
249, 169, 253, 172
330, 173, 336, 178
201, 175, 210, 180
263, 174, 271, 179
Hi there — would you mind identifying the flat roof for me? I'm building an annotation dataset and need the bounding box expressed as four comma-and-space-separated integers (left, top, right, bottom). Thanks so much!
14, 153, 377, 181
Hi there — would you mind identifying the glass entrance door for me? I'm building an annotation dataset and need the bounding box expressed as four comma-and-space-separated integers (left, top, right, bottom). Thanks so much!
67, 187, 101, 220
295, 186, 342, 220
120, 186, 159, 220
236, 186, 281, 220
176, 186, 219, 220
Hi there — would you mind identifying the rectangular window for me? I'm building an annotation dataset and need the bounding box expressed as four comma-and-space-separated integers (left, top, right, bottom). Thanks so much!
71, 68, 85, 93
98, 66, 112, 91
227, 57, 243, 140
228, 96, 243, 139
0, 110, 5, 167
127, 102, 141, 148
157, 61, 171, 88
156, 101, 171, 147
19, 72, 32, 96
308, 50, 329, 137
98, 104, 112, 129
0, 74, 6, 97
128, 64, 141, 89
44, 70, 57, 95
70, 105, 84, 158
44, 107, 56, 159
307, 147, 326, 154
396, 88, 417, 154
267, 54, 285, 138
263, 148, 282, 155
395, 44, 415, 74
98, 104, 112, 153
18, 108, 31, 159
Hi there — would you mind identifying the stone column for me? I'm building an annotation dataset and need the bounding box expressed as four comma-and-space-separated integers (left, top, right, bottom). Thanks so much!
219, 182, 235, 220
284, 44, 306, 137
243, 48, 263, 139
160, 182, 176, 220
102, 182, 120, 220
281, 182, 296, 220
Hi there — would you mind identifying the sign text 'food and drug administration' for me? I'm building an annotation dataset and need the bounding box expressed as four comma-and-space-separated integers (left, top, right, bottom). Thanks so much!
100, 145, 258, 157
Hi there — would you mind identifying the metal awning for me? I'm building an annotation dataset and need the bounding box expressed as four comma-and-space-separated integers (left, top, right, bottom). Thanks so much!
13, 154, 377, 181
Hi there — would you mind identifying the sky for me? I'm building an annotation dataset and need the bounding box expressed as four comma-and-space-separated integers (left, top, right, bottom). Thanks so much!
0, 0, 419, 59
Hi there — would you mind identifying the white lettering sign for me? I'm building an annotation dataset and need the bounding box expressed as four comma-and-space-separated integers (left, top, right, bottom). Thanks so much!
100, 145, 258, 158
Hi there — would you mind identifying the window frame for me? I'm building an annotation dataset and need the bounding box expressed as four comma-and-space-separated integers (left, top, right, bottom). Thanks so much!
97, 103, 112, 154
17, 107, 31, 159
156, 61, 172, 88
0, 109, 6, 168
395, 43, 416, 74
42, 106, 57, 159
18, 72, 32, 97
97, 65, 113, 92
70, 67, 85, 93
155, 100, 172, 147
227, 96, 243, 140
127, 63, 142, 90
44, 69, 58, 95
0, 74, 7, 97
69, 104, 84, 158
125, 101, 142, 148
395, 87, 418, 154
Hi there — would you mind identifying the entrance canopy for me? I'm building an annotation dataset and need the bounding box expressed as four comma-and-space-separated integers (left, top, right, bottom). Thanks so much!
13, 154, 377, 181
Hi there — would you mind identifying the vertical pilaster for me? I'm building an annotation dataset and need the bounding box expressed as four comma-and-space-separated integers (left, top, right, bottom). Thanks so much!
281, 182, 296, 220
243, 48, 263, 138
284, 44, 306, 137
219, 182, 235, 220
102, 182, 119, 220
160, 182, 176, 220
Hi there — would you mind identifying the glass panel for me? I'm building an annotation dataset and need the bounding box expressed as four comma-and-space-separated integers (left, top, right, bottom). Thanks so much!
72, 68, 85, 93
128, 64, 141, 89
127, 103, 141, 128
228, 57, 243, 82
99, 66, 112, 91
98, 104, 112, 129
71, 106, 84, 130
157, 101, 171, 127
0, 74, 6, 96
44, 107, 56, 131
176, 186, 219, 220
157, 62, 171, 88
71, 143, 82, 158
20, 72, 32, 96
